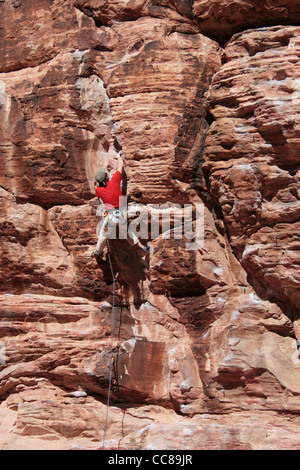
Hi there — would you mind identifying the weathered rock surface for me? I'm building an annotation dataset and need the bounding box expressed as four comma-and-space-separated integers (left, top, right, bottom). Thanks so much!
203, 26, 300, 318
73, 0, 300, 43
193, 0, 300, 43
0, 0, 300, 451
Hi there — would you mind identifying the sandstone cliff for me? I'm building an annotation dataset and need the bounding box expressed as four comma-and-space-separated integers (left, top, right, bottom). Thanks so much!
0, 0, 299, 450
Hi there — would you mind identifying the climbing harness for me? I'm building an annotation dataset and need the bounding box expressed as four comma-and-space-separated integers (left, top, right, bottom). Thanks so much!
109, 206, 127, 225
102, 249, 118, 451
98, 197, 127, 225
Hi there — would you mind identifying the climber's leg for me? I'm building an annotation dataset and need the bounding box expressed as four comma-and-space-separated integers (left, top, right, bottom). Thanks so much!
95, 217, 109, 256
128, 226, 150, 252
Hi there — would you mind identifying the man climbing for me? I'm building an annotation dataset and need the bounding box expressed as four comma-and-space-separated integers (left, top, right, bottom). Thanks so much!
94, 153, 149, 258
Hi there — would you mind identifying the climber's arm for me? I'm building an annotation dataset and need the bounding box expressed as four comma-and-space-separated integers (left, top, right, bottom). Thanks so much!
117, 153, 124, 173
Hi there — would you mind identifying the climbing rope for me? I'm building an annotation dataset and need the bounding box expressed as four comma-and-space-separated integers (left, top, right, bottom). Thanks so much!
102, 249, 117, 451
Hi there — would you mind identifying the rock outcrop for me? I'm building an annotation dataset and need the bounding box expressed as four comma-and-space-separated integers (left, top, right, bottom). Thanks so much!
204, 25, 300, 319
0, 0, 299, 450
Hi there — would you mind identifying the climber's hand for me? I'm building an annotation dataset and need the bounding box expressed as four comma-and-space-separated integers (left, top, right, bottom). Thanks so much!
117, 153, 124, 173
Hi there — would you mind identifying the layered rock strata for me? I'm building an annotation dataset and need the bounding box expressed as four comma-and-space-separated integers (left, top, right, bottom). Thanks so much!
0, 0, 299, 450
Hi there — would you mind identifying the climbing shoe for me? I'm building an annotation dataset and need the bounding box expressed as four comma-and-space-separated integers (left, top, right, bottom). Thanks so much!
141, 244, 150, 253
94, 250, 104, 260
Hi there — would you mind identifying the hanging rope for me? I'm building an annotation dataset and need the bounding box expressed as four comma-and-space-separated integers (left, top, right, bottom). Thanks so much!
102, 249, 117, 450
96, 197, 120, 449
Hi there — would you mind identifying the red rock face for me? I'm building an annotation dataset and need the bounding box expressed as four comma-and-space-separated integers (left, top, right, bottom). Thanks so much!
203, 26, 300, 316
0, 0, 300, 450
193, 0, 300, 43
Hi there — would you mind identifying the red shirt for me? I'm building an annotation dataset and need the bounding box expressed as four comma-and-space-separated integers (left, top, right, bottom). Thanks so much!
95, 170, 123, 209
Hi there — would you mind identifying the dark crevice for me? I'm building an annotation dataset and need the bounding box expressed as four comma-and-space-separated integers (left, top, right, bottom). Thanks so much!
14, 195, 88, 211
196, 21, 300, 48
74, 3, 104, 28
276, 163, 300, 177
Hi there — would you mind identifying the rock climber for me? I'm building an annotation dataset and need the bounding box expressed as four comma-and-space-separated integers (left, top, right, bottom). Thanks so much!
94, 153, 149, 259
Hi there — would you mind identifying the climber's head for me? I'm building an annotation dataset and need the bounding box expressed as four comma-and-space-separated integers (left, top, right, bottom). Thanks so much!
95, 168, 108, 187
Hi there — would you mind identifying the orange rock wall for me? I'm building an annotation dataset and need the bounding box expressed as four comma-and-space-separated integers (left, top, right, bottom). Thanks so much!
0, 0, 299, 450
